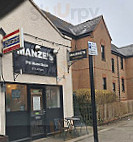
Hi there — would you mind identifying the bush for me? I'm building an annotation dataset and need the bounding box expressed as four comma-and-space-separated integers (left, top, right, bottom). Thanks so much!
95, 90, 116, 105
74, 89, 91, 104
73, 89, 117, 125
74, 89, 116, 105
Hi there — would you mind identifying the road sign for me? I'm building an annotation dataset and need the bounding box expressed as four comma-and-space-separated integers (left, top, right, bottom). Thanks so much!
69, 49, 87, 61
2, 28, 24, 54
88, 41, 98, 55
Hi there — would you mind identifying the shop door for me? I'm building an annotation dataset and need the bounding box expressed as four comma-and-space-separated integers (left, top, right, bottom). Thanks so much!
30, 87, 46, 139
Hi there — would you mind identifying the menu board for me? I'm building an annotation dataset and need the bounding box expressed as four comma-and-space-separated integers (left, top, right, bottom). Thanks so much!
33, 96, 41, 111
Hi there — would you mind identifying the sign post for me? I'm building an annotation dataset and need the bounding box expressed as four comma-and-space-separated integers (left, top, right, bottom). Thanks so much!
69, 49, 87, 61
68, 49, 87, 73
88, 41, 99, 142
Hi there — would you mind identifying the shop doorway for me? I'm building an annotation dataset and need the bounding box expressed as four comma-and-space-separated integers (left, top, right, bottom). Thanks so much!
6, 83, 63, 141
30, 87, 46, 140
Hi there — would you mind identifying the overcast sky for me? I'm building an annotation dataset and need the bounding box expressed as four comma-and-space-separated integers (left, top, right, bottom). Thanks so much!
33, 0, 133, 47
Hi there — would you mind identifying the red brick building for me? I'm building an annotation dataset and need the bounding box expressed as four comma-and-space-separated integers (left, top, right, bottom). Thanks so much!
44, 11, 133, 101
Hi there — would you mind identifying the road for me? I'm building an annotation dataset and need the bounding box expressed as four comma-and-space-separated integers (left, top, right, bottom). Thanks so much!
77, 117, 133, 142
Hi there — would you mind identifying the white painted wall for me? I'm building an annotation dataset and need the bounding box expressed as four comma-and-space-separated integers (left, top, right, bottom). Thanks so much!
0, 0, 73, 135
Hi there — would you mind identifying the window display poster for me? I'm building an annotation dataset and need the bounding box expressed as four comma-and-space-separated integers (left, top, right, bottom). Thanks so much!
33, 96, 41, 111
12, 90, 21, 98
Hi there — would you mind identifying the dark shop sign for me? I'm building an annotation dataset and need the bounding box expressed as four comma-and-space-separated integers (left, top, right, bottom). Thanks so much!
13, 41, 57, 77
69, 49, 87, 61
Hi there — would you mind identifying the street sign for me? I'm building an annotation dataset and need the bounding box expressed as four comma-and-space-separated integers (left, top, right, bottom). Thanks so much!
69, 49, 87, 61
88, 41, 98, 55
2, 28, 24, 54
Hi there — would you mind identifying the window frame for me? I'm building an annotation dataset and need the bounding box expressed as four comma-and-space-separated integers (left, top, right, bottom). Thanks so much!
122, 78, 125, 92
103, 77, 107, 90
46, 86, 61, 109
112, 82, 116, 92
112, 58, 115, 73
6, 84, 27, 112
120, 57, 124, 69
101, 45, 105, 61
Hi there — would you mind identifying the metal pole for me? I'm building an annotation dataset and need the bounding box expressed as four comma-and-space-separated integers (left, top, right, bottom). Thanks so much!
89, 55, 99, 142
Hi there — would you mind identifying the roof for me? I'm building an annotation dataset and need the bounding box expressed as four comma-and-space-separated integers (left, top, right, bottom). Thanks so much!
0, 0, 24, 19
43, 10, 103, 38
111, 44, 133, 58
111, 43, 124, 57
118, 44, 133, 57
111, 44, 119, 53
42, 11, 74, 37
0, 0, 108, 40
70, 15, 103, 36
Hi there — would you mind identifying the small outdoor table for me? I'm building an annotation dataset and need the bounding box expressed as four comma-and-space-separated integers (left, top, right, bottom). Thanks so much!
65, 117, 81, 137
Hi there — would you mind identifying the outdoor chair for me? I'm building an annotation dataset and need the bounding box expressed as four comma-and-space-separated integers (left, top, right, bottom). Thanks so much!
54, 118, 72, 140
72, 116, 89, 135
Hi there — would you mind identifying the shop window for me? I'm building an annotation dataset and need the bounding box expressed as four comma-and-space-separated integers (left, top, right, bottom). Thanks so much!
122, 78, 125, 92
112, 58, 115, 73
113, 83, 116, 92
103, 77, 107, 90
121, 57, 123, 69
46, 86, 60, 108
6, 84, 27, 112
101, 45, 105, 61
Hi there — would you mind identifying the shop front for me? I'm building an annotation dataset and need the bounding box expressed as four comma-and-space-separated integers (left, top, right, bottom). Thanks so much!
0, 1, 73, 141
6, 83, 63, 141
4, 41, 65, 141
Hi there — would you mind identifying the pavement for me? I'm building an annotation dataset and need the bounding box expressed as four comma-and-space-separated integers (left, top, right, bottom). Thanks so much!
75, 117, 133, 142
33, 116, 133, 142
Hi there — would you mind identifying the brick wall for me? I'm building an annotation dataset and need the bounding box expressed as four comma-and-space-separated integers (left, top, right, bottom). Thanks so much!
125, 57, 133, 99
71, 18, 128, 100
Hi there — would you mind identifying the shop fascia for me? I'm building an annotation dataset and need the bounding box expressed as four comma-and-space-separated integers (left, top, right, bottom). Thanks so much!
17, 47, 54, 62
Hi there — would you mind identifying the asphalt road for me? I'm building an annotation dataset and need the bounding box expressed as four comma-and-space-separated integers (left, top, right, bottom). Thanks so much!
77, 117, 133, 142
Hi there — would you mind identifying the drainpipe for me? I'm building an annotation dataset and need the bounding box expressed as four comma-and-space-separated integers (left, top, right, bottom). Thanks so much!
117, 56, 120, 101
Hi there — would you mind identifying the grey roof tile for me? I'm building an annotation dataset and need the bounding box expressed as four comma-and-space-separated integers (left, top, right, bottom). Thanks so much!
42, 11, 74, 35
111, 44, 120, 53
117, 44, 133, 57
43, 10, 102, 37
70, 15, 103, 36
111, 44, 133, 57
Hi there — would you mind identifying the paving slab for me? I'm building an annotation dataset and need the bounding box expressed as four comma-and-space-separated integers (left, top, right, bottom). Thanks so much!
33, 116, 133, 142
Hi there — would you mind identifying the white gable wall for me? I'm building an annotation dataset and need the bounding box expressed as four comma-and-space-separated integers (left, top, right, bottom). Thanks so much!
0, 0, 73, 135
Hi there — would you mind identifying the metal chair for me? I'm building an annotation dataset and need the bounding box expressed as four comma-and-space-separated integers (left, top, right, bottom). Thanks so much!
54, 118, 71, 140
72, 116, 89, 135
